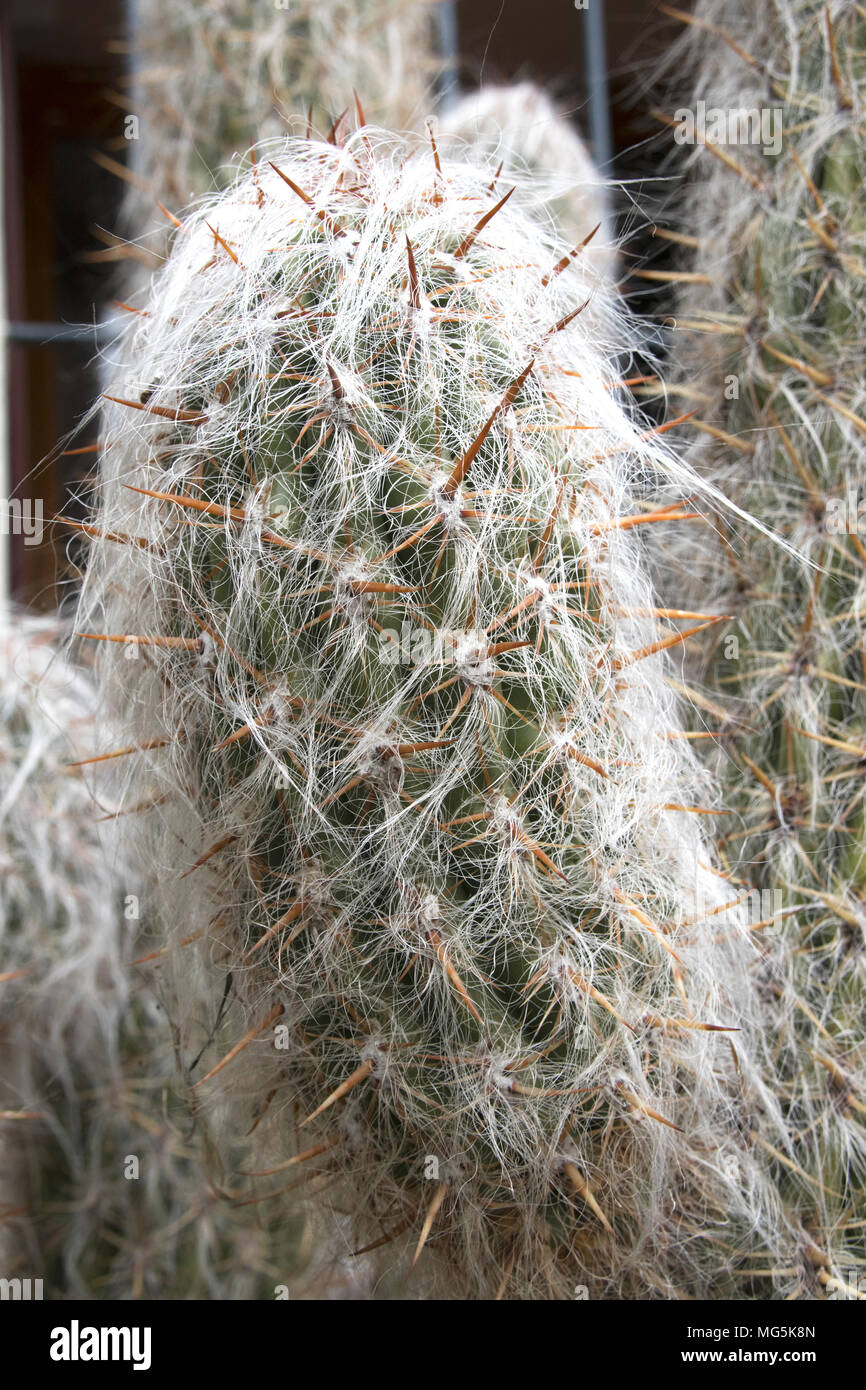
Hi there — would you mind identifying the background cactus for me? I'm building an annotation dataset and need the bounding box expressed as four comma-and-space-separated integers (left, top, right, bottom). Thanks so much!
651, 0, 866, 1298
439, 82, 616, 278
0, 605, 127, 1279
121, 0, 438, 266
75, 123, 803, 1299
0, 605, 315, 1298
36, 1007, 320, 1299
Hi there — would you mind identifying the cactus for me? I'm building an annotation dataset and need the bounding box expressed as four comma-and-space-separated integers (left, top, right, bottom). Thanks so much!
37, 994, 318, 1299
0, 604, 127, 1276
0, 605, 314, 1298
75, 123, 804, 1299
653, 0, 866, 1298
7, 0, 436, 1299
122, 0, 438, 266
439, 82, 615, 278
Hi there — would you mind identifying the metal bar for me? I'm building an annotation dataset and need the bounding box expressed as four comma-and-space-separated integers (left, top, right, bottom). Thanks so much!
4, 319, 124, 346
583, 0, 614, 174
436, 0, 460, 112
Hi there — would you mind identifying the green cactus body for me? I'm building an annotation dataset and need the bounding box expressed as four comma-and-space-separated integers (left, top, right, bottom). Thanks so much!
79, 127, 799, 1298
656, 0, 866, 1298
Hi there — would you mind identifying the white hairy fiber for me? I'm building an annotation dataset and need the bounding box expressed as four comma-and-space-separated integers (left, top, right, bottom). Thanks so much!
77, 128, 798, 1298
